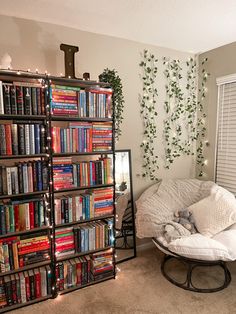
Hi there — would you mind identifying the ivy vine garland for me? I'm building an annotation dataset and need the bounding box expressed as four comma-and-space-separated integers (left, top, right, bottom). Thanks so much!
163, 58, 185, 169
139, 50, 159, 180
139, 50, 209, 179
196, 58, 209, 176
99, 68, 124, 142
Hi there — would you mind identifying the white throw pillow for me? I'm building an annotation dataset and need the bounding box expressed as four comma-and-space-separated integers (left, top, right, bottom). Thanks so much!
168, 233, 232, 261
188, 191, 236, 237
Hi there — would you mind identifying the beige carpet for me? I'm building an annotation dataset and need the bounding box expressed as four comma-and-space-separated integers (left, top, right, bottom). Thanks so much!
9, 243, 236, 314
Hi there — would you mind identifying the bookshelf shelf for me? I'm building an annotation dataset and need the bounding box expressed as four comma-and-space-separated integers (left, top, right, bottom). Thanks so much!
58, 275, 114, 295
55, 214, 114, 229
56, 246, 113, 262
51, 116, 112, 122
0, 153, 48, 160
0, 226, 51, 240
0, 190, 49, 200
0, 260, 51, 277
0, 114, 47, 121
0, 295, 53, 314
0, 70, 116, 312
53, 183, 114, 194
52, 151, 113, 157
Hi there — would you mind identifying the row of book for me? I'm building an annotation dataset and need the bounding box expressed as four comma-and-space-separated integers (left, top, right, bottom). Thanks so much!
54, 187, 114, 225
0, 161, 48, 196
0, 123, 46, 156
55, 219, 113, 258
0, 233, 50, 273
0, 266, 51, 308
56, 255, 91, 290
0, 81, 46, 116
53, 157, 113, 190
55, 250, 113, 291
51, 122, 112, 153
78, 89, 112, 118
50, 84, 112, 118
0, 199, 48, 235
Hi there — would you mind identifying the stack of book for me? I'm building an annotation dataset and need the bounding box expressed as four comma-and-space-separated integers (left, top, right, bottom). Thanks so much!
55, 227, 75, 258
54, 187, 113, 225
50, 85, 80, 116
0, 161, 48, 195
90, 249, 114, 281
92, 122, 112, 152
0, 199, 47, 235
53, 157, 73, 190
52, 122, 92, 153
0, 123, 46, 156
0, 266, 51, 308
17, 233, 50, 267
93, 188, 114, 217
0, 232, 50, 273
56, 256, 91, 291
0, 81, 45, 115
73, 218, 113, 253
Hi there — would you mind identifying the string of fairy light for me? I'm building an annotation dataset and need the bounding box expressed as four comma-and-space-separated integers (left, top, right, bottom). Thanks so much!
0, 68, 120, 299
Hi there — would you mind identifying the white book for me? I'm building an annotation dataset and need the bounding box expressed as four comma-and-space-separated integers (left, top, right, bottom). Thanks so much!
0, 81, 4, 114
25, 203, 30, 230
19, 272, 27, 303
11, 167, 19, 194
6, 167, 12, 195
40, 267, 47, 297
29, 124, 35, 154
24, 125, 30, 155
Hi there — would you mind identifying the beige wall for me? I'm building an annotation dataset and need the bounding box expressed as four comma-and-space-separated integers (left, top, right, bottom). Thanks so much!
0, 15, 194, 200
199, 42, 236, 180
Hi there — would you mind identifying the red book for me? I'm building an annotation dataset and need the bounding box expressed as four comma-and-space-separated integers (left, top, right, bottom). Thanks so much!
56, 243, 74, 252
29, 202, 35, 229
76, 261, 82, 285
34, 269, 41, 298
18, 244, 50, 255
14, 204, 19, 232
24, 272, 31, 301
5, 124, 12, 155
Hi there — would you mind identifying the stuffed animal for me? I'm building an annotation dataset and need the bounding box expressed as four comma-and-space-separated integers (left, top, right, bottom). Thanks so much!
173, 209, 197, 234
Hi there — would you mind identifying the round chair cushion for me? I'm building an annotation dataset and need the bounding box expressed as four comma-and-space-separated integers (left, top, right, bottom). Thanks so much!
154, 224, 236, 261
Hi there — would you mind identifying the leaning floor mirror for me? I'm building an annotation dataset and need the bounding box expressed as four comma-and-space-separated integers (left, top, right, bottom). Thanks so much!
115, 149, 136, 263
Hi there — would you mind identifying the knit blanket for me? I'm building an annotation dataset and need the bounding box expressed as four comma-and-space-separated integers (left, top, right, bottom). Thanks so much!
135, 179, 215, 242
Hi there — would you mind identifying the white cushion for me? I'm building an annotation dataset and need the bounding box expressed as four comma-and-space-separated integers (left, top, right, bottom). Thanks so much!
188, 192, 236, 237
167, 233, 233, 261
213, 229, 236, 260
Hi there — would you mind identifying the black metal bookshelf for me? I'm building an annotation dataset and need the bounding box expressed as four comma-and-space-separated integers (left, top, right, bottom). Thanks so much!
0, 70, 116, 312
0, 260, 51, 277
55, 214, 114, 228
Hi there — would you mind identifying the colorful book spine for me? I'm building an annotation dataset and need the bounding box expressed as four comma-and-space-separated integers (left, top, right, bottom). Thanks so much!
0, 266, 52, 309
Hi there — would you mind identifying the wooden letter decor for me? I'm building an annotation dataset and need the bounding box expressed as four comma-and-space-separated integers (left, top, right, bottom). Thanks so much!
60, 44, 79, 78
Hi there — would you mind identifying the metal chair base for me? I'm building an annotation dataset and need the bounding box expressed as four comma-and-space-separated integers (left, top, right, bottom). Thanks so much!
161, 254, 231, 293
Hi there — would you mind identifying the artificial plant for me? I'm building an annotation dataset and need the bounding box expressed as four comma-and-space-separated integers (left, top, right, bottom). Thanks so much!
99, 68, 124, 142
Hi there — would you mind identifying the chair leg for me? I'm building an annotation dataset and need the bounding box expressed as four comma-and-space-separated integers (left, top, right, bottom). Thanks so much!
161, 255, 231, 293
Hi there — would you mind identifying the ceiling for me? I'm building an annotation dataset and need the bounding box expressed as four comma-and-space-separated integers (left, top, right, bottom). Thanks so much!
0, 0, 236, 53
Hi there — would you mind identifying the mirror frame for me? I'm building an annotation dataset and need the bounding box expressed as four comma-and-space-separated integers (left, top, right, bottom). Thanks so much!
115, 149, 137, 264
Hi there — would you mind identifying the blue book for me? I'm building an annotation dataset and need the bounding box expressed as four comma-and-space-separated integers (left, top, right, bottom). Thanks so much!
84, 227, 89, 252
34, 124, 41, 154
60, 129, 64, 153
0, 205, 6, 235
80, 228, 85, 252
36, 161, 43, 191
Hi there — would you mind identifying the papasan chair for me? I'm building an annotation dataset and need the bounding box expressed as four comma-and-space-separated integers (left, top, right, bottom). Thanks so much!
136, 179, 236, 292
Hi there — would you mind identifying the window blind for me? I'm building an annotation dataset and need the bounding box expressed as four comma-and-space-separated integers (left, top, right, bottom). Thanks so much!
216, 80, 236, 194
